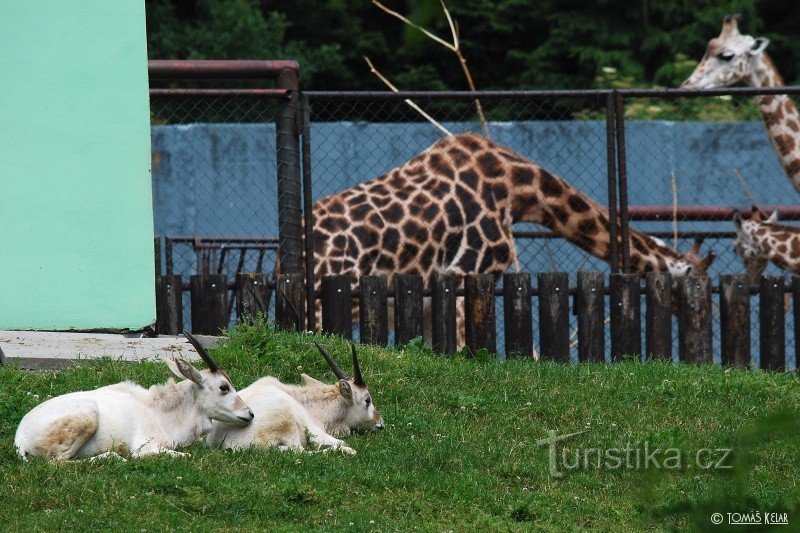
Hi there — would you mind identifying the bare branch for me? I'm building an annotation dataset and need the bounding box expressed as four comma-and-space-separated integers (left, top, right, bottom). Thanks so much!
669, 172, 679, 249
363, 56, 454, 137
372, 0, 454, 50
733, 167, 759, 206
373, 0, 489, 138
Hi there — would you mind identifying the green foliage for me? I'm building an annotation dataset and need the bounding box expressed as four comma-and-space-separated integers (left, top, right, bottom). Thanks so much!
1, 325, 799, 530
146, 0, 800, 94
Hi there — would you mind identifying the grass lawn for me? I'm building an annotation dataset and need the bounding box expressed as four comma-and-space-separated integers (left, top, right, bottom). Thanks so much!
1, 324, 799, 531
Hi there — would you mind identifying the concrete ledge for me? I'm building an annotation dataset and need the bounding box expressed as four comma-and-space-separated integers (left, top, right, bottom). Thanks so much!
0, 331, 222, 370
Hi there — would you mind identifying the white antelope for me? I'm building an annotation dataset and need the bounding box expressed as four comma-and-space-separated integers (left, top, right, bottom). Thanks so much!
207, 342, 384, 454
14, 331, 254, 460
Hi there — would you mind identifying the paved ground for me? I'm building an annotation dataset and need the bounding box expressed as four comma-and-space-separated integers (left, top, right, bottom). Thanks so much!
0, 331, 220, 370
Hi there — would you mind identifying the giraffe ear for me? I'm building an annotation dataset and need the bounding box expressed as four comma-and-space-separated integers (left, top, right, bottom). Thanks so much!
766, 211, 778, 223
748, 37, 770, 56
732, 210, 743, 229
689, 238, 704, 256
699, 252, 716, 271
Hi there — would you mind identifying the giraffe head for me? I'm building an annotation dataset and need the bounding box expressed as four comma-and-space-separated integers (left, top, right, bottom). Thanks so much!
681, 14, 771, 89
666, 239, 716, 276
733, 205, 778, 279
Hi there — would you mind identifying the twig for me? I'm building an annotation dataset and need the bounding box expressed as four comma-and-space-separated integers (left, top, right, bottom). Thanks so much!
363, 56, 453, 137
373, 0, 489, 138
733, 167, 759, 206
669, 172, 679, 250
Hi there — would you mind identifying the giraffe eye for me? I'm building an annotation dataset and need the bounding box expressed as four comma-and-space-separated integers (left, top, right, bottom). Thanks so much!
717, 51, 734, 61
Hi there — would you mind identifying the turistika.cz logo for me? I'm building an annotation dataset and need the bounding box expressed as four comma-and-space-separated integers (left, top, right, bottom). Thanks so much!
536, 429, 733, 478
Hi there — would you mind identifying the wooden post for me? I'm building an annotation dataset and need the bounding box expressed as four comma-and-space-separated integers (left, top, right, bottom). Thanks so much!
576, 271, 604, 362
155, 274, 183, 335
465, 274, 496, 356
677, 276, 712, 364
154, 236, 162, 277
759, 275, 785, 371
359, 276, 388, 346
610, 274, 641, 361
645, 272, 672, 361
537, 272, 569, 362
275, 273, 305, 332
190, 274, 228, 335
394, 274, 423, 346
321, 275, 353, 340
719, 274, 750, 368
794, 276, 800, 372
236, 273, 271, 324
431, 273, 457, 355
503, 272, 533, 358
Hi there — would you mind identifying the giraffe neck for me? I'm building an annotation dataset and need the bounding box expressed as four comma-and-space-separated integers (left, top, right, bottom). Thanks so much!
750, 222, 800, 274
748, 54, 800, 193
504, 159, 691, 276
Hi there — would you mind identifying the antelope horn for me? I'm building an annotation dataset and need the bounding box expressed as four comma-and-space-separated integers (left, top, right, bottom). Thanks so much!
351, 343, 365, 387
314, 342, 350, 381
183, 329, 219, 373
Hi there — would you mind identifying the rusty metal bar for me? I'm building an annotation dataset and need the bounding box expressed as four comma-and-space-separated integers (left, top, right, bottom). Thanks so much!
275, 69, 303, 278
513, 230, 737, 240
149, 88, 290, 98
614, 91, 631, 273
623, 205, 800, 221
301, 93, 316, 331
605, 93, 619, 274
148, 60, 299, 80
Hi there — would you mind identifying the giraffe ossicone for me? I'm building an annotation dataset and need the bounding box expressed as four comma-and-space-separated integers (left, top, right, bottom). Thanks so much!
682, 14, 800, 194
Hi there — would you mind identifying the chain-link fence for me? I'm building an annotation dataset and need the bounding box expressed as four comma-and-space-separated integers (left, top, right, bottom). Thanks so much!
149, 72, 799, 367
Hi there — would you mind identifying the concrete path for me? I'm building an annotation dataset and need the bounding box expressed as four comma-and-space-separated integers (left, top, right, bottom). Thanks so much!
0, 331, 221, 370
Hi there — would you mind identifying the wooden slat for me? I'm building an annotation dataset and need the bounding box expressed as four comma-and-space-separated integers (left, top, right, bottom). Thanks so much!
465, 274, 496, 356
759, 275, 785, 371
610, 273, 641, 361
321, 275, 353, 340
155, 274, 183, 335
431, 273, 457, 355
719, 274, 750, 368
645, 272, 672, 361
359, 276, 388, 346
677, 276, 712, 364
394, 274, 424, 346
190, 274, 228, 335
236, 272, 271, 324
275, 273, 305, 332
537, 272, 569, 362
503, 272, 533, 358
576, 271, 604, 362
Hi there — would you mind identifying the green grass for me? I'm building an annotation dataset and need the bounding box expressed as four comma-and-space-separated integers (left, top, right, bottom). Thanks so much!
1, 324, 799, 531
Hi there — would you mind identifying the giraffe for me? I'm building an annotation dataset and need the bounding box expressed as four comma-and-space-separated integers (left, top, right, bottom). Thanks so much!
681, 14, 800, 194
733, 205, 800, 275
310, 133, 715, 346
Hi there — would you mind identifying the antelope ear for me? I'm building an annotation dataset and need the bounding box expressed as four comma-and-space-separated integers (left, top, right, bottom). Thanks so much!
338, 379, 353, 400
168, 357, 204, 385
748, 37, 769, 56
301, 373, 326, 387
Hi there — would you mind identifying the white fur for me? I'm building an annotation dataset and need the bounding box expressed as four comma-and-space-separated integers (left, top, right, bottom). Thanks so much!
207, 375, 384, 455
15, 359, 253, 460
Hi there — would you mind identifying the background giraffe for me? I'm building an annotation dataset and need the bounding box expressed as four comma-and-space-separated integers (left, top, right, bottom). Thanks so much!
309, 133, 714, 345
682, 14, 800, 194
734, 206, 800, 276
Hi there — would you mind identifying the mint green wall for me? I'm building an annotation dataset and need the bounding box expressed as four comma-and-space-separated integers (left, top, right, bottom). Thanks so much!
0, 2, 155, 330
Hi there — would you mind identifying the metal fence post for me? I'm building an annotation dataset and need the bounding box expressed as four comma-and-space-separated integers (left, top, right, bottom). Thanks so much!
613, 91, 631, 273
605, 92, 619, 274
300, 93, 316, 331
275, 68, 303, 276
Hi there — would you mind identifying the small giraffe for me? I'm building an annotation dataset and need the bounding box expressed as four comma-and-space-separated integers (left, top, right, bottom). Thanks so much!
733, 205, 800, 275
682, 14, 800, 194
310, 133, 714, 344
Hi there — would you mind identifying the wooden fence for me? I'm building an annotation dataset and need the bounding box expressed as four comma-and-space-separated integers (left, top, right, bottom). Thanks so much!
155, 271, 798, 371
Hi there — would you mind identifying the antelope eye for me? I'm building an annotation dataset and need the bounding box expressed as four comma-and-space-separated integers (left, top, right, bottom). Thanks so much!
717, 51, 734, 61
220, 383, 230, 394
365, 396, 371, 406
